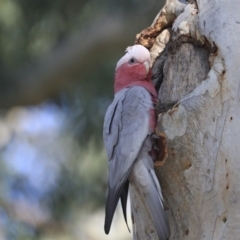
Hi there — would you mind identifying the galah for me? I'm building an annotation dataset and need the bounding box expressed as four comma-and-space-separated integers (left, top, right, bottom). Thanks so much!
103, 44, 170, 239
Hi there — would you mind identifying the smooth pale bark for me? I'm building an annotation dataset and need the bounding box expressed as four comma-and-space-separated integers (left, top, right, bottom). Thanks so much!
131, 0, 240, 239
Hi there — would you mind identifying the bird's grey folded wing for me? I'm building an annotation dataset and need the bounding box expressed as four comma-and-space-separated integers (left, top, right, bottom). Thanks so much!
103, 86, 153, 188
103, 88, 128, 161
103, 86, 154, 233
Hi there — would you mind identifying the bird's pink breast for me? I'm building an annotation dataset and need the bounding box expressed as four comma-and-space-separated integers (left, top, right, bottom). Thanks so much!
114, 63, 148, 93
114, 62, 158, 131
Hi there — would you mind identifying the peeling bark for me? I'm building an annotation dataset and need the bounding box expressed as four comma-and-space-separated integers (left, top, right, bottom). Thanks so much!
131, 0, 240, 239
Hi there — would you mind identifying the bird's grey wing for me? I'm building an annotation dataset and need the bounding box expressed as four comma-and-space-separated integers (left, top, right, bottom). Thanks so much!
103, 86, 153, 234
103, 89, 125, 161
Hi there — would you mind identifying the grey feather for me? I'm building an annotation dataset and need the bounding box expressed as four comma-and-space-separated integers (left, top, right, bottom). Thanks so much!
120, 181, 130, 232
103, 88, 128, 160
129, 137, 170, 240
103, 86, 153, 234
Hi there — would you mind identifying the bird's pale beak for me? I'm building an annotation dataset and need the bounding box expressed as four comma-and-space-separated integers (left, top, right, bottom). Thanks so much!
143, 61, 150, 72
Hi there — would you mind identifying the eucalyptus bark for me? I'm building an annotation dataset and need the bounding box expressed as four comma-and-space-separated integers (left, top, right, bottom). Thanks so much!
130, 0, 240, 239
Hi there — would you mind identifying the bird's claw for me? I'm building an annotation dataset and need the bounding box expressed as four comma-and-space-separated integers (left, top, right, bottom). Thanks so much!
151, 133, 160, 140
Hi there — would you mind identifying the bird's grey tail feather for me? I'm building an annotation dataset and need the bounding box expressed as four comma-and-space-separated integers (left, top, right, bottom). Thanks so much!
104, 186, 122, 234
104, 169, 132, 234
120, 181, 130, 232
146, 169, 170, 239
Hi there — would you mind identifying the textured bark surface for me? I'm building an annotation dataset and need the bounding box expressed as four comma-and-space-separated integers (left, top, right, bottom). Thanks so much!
131, 0, 240, 239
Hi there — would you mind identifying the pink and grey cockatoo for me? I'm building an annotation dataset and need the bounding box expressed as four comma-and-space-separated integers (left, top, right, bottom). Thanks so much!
103, 44, 170, 239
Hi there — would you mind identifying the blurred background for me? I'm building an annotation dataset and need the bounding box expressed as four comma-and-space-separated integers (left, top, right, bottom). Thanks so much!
0, 0, 164, 239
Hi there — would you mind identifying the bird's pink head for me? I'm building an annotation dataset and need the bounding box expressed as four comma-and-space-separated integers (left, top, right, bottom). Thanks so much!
114, 45, 154, 94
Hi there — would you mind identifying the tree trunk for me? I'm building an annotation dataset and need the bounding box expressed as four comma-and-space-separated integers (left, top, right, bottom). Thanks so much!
131, 0, 240, 239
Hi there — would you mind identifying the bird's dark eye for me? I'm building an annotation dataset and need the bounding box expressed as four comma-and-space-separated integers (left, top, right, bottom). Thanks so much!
128, 58, 136, 64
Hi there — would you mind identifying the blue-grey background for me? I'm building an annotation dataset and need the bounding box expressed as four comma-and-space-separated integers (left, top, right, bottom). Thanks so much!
0, 0, 164, 239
